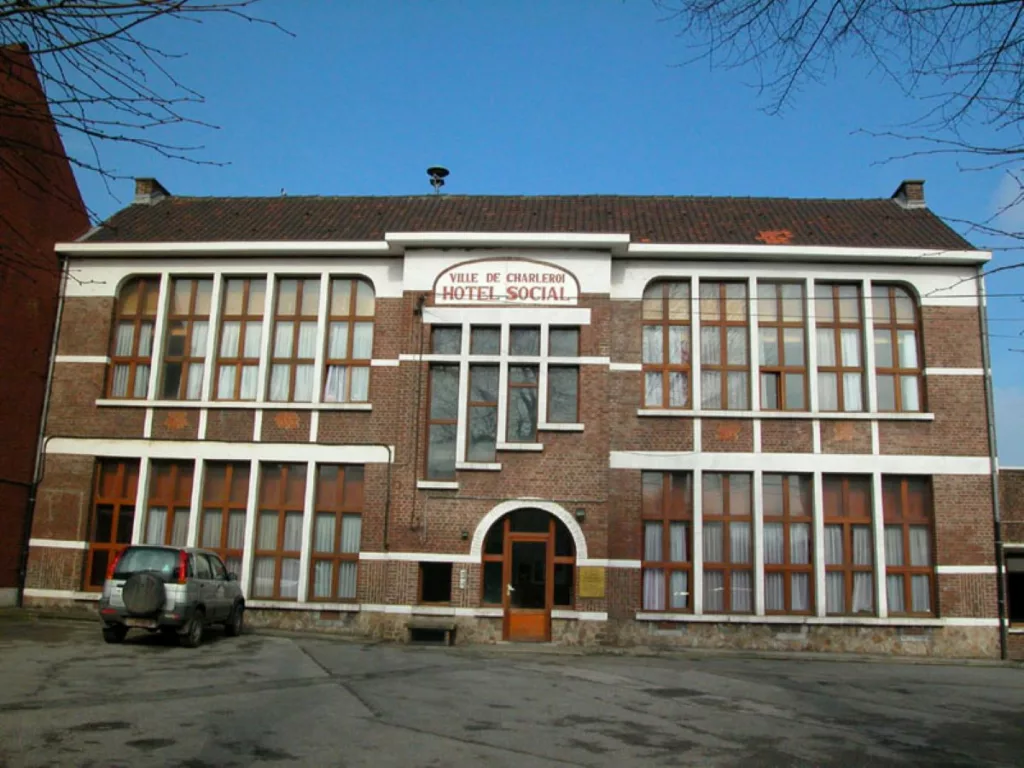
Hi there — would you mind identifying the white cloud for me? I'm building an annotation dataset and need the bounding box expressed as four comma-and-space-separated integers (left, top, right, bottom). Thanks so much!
990, 174, 1024, 234
995, 386, 1024, 467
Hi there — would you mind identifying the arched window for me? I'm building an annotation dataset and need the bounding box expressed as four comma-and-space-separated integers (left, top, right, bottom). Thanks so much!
481, 509, 576, 608
872, 285, 923, 412
107, 277, 160, 399
641, 281, 691, 409
322, 277, 375, 403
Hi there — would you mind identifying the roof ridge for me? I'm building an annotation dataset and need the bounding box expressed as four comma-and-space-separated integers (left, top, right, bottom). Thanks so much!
161, 193, 894, 203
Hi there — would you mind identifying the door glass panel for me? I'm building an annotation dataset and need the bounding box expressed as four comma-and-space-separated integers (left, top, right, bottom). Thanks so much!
511, 541, 546, 609
483, 561, 503, 604
510, 508, 550, 532
553, 563, 574, 606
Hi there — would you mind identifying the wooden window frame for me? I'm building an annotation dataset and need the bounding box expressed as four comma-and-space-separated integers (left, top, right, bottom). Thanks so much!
323, 278, 374, 403
84, 459, 140, 591
199, 461, 250, 575
466, 364, 498, 463
506, 364, 539, 443
641, 281, 692, 409
144, 460, 194, 547
823, 474, 875, 616
480, 513, 576, 608
160, 277, 212, 401
701, 472, 754, 614
872, 285, 924, 413
215, 278, 265, 401
253, 463, 307, 600
425, 364, 459, 480
699, 281, 749, 410
883, 476, 936, 617
815, 283, 865, 412
269, 277, 320, 402
640, 471, 693, 613
309, 464, 363, 602
762, 473, 814, 615
107, 277, 160, 399
757, 282, 808, 411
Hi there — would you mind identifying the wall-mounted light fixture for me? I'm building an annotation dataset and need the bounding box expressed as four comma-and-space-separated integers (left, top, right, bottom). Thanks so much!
575, 508, 586, 523
461, 529, 469, 541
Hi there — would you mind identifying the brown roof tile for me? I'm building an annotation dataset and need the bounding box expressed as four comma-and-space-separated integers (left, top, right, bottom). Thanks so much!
82, 194, 975, 250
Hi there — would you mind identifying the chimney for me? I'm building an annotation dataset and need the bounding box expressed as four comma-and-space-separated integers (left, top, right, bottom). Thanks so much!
134, 177, 170, 205
892, 179, 925, 209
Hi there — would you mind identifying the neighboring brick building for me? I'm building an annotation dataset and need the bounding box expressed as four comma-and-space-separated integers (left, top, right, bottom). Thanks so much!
24, 177, 1009, 657
0, 44, 89, 606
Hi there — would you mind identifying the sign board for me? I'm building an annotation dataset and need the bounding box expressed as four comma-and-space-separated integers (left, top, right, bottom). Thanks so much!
434, 258, 579, 306
578, 566, 606, 599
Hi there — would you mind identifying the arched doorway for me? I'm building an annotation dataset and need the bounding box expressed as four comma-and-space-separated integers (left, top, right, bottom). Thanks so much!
481, 508, 576, 642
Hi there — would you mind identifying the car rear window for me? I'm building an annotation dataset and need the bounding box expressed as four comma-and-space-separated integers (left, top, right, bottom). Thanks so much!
113, 547, 180, 579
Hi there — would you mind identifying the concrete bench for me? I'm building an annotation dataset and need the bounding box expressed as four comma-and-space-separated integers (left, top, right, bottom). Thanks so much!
407, 618, 457, 646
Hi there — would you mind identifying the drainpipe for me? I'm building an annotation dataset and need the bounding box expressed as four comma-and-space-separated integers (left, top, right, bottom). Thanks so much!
17, 255, 69, 607
977, 263, 1008, 660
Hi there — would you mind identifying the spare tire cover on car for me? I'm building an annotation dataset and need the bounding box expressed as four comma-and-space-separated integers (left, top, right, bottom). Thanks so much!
122, 572, 166, 615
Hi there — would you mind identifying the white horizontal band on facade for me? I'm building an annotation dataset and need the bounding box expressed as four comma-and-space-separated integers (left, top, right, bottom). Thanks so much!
609, 451, 991, 476
496, 442, 544, 452
359, 552, 478, 564
924, 368, 985, 377
28, 539, 89, 550
623, 242, 987, 265
537, 423, 585, 432
358, 604, 505, 618
551, 610, 608, 621
95, 399, 373, 412
416, 480, 460, 490
455, 461, 502, 471
22, 588, 100, 602
637, 409, 935, 422
54, 355, 110, 365
421, 306, 592, 327
636, 612, 1000, 628
246, 600, 360, 613
609, 362, 642, 372
45, 437, 394, 464
935, 565, 998, 574
370, 359, 401, 367
579, 559, 642, 569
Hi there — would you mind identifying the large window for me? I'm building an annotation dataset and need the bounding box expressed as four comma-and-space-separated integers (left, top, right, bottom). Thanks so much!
642, 281, 691, 409
215, 278, 265, 401
160, 277, 212, 400
641, 472, 693, 611
426, 365, 459, 479
702, 473, 753, 613
758, 282, 806, 410
85, 459, 139, 589
143, 461, 194, 547
253, 463, 306, 599
699, 282, 749, 410
323, 278, 375, 403
763, 474, 813, 614
200, 462, 249, 576
108, 277, 159, 399
467, 364, 498, 462
823, 475, 874, 615
310, 465, 363, 601
815, 284, 864, 412
507, 327, 540, 442
548, 327, 579, 424
883, 477, 935, 615
873, 285, 923, 412
269, 278, 320, 402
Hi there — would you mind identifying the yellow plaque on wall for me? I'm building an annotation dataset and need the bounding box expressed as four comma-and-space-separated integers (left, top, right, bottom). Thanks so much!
578, 566, 606, 599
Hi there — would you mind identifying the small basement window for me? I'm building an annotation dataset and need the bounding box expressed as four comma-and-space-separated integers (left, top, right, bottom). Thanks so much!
1008, 554, 1024, 626
420, 562, 453, 604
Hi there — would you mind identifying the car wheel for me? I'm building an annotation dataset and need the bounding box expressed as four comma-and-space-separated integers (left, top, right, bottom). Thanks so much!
225, 603, 244, 638
102, 625, 128, 644
180, 609, 204, 649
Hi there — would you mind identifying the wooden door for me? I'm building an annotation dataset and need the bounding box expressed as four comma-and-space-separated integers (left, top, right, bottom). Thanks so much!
505, 538, 550, 641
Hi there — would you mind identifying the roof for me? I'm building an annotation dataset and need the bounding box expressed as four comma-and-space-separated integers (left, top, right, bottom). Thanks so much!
82, 194, 975, 250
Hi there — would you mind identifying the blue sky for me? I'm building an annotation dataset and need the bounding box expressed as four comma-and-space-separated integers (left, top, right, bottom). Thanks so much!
64, 1, 1024, 463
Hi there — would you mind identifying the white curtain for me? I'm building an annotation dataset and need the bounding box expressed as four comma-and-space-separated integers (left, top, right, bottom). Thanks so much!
314, 514, 335, 553
818, 373, 838, 411
138, 322, 154, 357
328, 322, 349, 359
909, 527, 930, 566
815, 329, 835, 366
790, 523, 810, 564
885, 526, 904, 566
887, 574, 905, 613
852, 573, 873, 613
703, 522, 724, 562
313, 561, 333, 598
669, 523, 687, 562
824, 525, 843, 565
341, 515, 362, 554
911, 575, 931, 613
840, 329, 861, 366
791, 573, 810, 612
764, 523, 784, 565
145, 507, 167, 544
843, 373, 863, 412
826, 572, 844, 613
190, 321, 209, 356
133, 365, 150, 398
644, 372, 663, 407
853, 526, 873, 565
350, 367, 369, 402
669, 571, 688, 609
323, 366, 347, 403
227, 512, 246, 549
111, 365, 130, 397
642, 326, 663, 364
293, 364, 313, 401
240, 366, 258, 400
280, 558, 300, 598
765, 572, 784, 611
115, 323, 134, 356
668, 372, 687, 407
257, 512, 278, 550
643, 568, 665, 610
283, 513, 303, 551
220, 321, 241, 357
217, 367, 235, 400
274, 322, 294, 357
731, 571, 753, 613
297, 322, 318, 358
202, 510, 221, 548
730, 522, 752, 564
898, 330, 918, 367
726, 327, 747, 365
252, 557, 275, 597
701, 371, 722, 409
668, 326, 689, 364
243, 322, 262, 357
704, 570, 724, 612
644, 522, 662, 560
700, 327, 720, 365
726, 372, 748, 409
171, 509, 189, 547
186, 363, 204, 400
338, 562, 358, 599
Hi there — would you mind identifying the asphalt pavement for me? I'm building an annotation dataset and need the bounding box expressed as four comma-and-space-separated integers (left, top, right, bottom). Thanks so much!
0, 617, 1021, 767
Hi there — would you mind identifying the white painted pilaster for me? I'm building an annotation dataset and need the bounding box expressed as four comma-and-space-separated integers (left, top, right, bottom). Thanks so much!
240, 460, 260, 599
862, 279, 878, 413
146, 274, 171, 401
310, 271, 331, 406
753, 468, 765, 616
297, 460, 317, 603
813, 471, 826, 617
872, 472, 887, 618
693, 468, 703, 615
187, 459, 204, 548
749, 276, 760, 412
131, 458, 151, 545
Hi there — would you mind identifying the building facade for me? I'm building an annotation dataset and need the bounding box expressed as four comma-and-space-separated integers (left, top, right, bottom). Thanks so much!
24, 179, 1009, 657
999, 468, 1024, 658
0, 44, 89, 606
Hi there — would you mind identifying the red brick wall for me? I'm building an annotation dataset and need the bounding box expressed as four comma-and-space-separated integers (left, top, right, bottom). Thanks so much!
922, 307, 983, 369
879, 377, 989, 456
821, 421, 872, 454
999, 469, 1024, 544
761, 421, 813, 453
933, 475, 996, 566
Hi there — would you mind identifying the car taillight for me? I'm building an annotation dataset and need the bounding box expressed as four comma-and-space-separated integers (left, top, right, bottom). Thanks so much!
106, 550, 123, 580
175, 550, 189, 584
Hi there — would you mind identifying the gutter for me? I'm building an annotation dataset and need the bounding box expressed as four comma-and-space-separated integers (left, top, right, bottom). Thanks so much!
977, 263, 1008, 659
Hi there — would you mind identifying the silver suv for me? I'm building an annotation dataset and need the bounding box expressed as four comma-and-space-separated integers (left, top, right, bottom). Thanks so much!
98, 546, 245, 648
